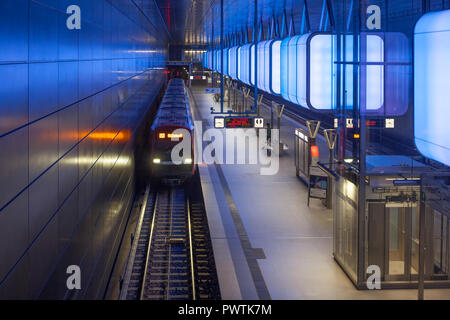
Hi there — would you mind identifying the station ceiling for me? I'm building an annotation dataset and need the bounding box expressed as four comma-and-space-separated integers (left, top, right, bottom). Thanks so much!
155, 0, 317, 46
155, 1, 442, 46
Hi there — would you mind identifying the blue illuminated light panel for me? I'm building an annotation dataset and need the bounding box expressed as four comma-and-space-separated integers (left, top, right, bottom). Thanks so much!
238, 44, 252, 85
250, 44, 256, 85
271, 41, 282, 95
228, 46, 239, 79
414, 9, 450, 167
223, 48, 229, 76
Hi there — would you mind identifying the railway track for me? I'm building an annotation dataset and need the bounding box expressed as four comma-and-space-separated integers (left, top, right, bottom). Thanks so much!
121, 180, 221, 300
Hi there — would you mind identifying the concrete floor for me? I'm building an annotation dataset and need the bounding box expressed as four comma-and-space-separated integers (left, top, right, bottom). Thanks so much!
188, 84, 450, 300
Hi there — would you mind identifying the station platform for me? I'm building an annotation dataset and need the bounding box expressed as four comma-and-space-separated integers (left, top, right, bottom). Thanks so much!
188, 85, 450, 300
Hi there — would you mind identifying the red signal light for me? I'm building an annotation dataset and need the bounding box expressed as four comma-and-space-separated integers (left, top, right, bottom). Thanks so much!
311, 145, 320, 158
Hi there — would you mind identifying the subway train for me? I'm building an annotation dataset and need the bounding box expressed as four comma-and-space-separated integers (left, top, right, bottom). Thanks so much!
150, 79, 195, 184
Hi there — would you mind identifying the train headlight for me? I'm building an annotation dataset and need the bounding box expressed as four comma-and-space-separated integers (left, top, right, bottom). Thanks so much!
153, 158, 161, 164
184, 158, 193, 164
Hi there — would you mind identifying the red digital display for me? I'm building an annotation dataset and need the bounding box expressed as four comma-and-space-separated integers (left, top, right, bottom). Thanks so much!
225, 117, 253, 128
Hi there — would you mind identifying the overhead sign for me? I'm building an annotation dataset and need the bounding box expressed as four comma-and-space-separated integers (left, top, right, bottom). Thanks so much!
225, 117, 253, 128
334, 118, 396, 129
167, 61, 190, 66
190, 75, 207, 80
205, 88, 221, 94
214, 117, 225, 129
214, 117, 264, 129
254, 117, 264, 128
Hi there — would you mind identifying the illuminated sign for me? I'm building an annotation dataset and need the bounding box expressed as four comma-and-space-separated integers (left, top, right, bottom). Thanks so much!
385, 119, 395, 128
225, 117, 253, 128
214, 117, 263, 129
158, 132, 183, 140
254, 118, 264, 128
333, 118, 395, 129
214, 117, 225, 129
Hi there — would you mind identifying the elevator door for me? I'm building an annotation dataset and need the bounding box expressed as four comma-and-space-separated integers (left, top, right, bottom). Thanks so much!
430, 209, 450, 279
385, 205, 419, 281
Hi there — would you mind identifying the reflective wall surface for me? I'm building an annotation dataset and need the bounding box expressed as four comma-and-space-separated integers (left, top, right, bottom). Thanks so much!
0, 0, 167, 299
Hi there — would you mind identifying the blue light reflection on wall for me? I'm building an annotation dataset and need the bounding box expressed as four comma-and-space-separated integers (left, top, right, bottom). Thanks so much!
414, 9, 450, 167
0, 0, 167, 298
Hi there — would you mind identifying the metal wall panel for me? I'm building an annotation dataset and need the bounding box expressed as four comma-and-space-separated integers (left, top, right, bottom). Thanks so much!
0, 129, 29, 210
29, 1, 58, 62
0, 64, 28, 136
0, 0, 168, 299
29, 63, 59, 121
0, 0, 28, 63
0, 191, 29, 283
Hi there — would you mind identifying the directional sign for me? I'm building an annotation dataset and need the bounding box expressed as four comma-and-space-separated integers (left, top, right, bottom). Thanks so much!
214, 117, 225, 129
205, 88, 221, 94
385, 118, 395, 129
254, 117, 264, 128
334, 118, 396, 129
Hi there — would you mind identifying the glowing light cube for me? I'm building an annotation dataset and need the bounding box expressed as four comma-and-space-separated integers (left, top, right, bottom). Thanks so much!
414, 9, 450, 167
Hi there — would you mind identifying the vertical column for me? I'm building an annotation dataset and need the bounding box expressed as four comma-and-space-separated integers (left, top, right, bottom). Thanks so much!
418, 180, 426, 300
253, 0, 258, 113
356, 0, 367, 286
211, 9, 215, 87
220, 0, 224, 113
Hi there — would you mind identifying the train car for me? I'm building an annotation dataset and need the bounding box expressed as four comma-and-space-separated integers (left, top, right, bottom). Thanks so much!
150, 79, 195, 184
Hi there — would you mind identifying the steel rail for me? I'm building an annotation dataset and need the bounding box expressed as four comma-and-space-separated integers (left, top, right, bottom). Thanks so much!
139, 192, 159, 300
